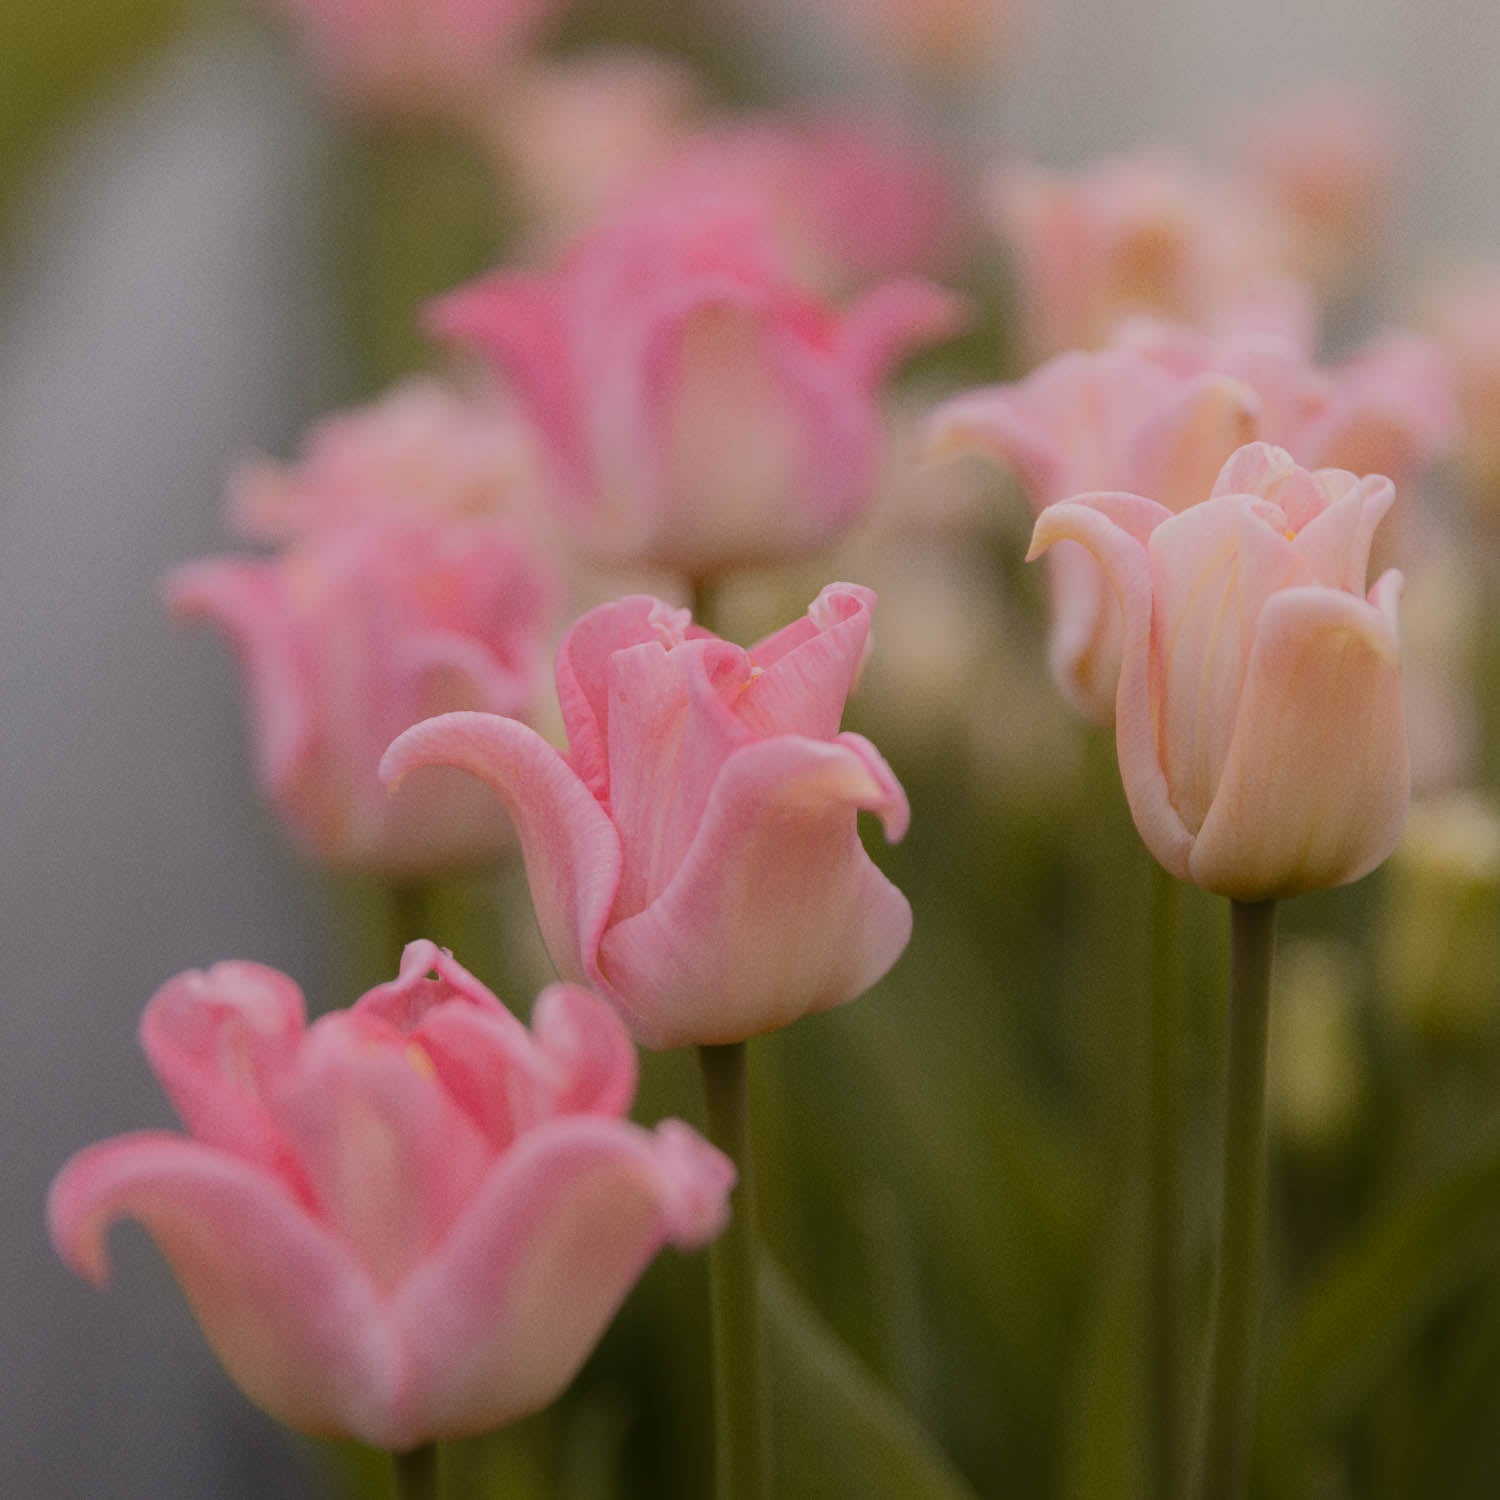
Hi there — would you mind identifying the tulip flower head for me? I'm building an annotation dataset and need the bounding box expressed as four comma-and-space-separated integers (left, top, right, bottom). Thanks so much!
49, 942, 733, 1450
426, 198, 965, 581
382, 583, 913, 1047
168, 515, 556, 876
1029, 443, 1409, 899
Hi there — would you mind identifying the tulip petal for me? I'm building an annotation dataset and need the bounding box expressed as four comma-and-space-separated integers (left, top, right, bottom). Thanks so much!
837, 277, 970, 389
48, 1134, 395, 1442
529, 983, 639, 1119
1029, 493, 1193, 875
381, 712, 622, 987
924, 385, 1065, 508
1130, 372, 1260, 512
1290, 472, 1394, 592
139, 963, 307, 1180
740, 583, 875, 740
596, 733, 912, 1047
389, 1117, 732, 1445
1188, 580, 1409, 899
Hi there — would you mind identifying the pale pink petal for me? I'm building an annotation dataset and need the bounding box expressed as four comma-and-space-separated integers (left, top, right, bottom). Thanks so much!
387, 1116, 732, 1444
1044, 540, 1123, 724
48, 1134, 396, 1442
1188, 581, 1408, 898
355, 940, 513, 1031
381, 713, 622, 988
165, 558, 310, 794
1029, 493, 1192, 875
597, 733, 912, 1047
739, 583, 874, 739
555, 596, 681, 798
836, 277, 969, 388
529, 983, 639, 1119
604, 637, 753, 920
1129, 372, 1261, 512
924, 385, 1066, 511
269, 1016, 493, 1290
139, 963, 306, 1179
1290, 472, 1395, 591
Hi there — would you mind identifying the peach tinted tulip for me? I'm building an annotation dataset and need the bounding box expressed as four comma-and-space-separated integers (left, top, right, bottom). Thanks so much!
1424, 267, 1500, 510
426, 198, 965, 580
168, 517, 555, 875
931, 313, 1452, 721
265, 0, 561, 120
228, 378, 536, 543
1029, 444, 1409, 899
381, 584, 912, 1048
991, 151, 1297, 362
50, 943, 732, 1450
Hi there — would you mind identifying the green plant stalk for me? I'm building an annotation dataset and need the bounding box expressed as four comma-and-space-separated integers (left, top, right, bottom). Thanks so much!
390, 1442, 441, 1500
699, 1041, 770, 1500
1195, 899, 1278, 1500
1147, 864, 1186, 1500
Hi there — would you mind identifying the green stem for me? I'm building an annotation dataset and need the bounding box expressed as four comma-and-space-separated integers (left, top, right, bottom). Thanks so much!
387, 879, 430, 972
698, 1042, 769, 1500
1148, 864, 1186, 1500
390, 1443, 441, 1500
1195, 899, 1278, 1500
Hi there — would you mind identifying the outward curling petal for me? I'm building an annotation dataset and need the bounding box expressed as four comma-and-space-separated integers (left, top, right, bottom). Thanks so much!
381, 713, 622, 988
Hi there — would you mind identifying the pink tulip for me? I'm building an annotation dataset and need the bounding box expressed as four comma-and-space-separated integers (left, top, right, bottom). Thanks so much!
264, 0, 562, 121
1029, 443, 1409, 899
1234, 88, 1398, 289
426, 198, 965, 580
990, 151, 1298, 362
49, 942, 732, 1449
381, 584, 912, 1047
228, 378, 538, 543
168, 516, 555, 875
930, 311, 1452, 721
1423, 266, 1500, 511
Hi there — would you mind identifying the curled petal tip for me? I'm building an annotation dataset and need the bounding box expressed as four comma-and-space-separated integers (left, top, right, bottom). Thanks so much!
650, 1120, 737, 1247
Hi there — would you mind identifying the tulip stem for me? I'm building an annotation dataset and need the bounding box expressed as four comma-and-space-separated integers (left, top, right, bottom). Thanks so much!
1147, 863, 1185, 1500
698, 1041, 769, 1500
1194, 899, 1277, 1500
390, 1442, 440, 1500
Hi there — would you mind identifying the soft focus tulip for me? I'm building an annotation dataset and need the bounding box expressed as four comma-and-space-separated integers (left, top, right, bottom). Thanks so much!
1423, 266, 1500, 512
1028, 443, 1409, 899
426, 198, 965, 581
931, 311, 1452, 721
49, 942, 732, 1449
168, 516, 555, 875
228, 378, 537, 543
1234, 88, 1398, 290
381, 584, 912, 1047
264, 0, 562, 121
990, 151, 1298, 362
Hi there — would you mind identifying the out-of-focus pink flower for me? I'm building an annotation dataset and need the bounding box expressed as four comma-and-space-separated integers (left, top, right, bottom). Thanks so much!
930, 311, 1454, 720
229, 379, 537, 543
482, 48, 707, 252
264, 0, 562, 121
1235, 88, 1398, 290
647, 115, 973, 296
990, 151, 1299, 362
381, 584, 912, 1047
823, 0, 1018, 79
49, 942, 732, 1450
168, 517, 556, 875
426, 198, 966, 581
1029, 443, 1409, 899
1423, 267, 1500, 509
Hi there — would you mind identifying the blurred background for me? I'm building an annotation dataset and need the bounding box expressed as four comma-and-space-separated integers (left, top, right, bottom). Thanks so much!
7, 0, 1500, 1496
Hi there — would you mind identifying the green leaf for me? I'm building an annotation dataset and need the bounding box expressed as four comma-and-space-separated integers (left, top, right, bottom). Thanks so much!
763, 1257, 984, 1500
1259, 1121, 1500, 1495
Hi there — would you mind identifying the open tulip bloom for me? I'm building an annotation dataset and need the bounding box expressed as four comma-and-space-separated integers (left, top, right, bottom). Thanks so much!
49, 941, 733, 1453
381, 582, 913, 1049
1029, 442, 1409, 902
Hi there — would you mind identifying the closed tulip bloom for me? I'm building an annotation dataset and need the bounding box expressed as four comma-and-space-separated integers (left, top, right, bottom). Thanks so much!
49, 941, 733, 1450
1029, 443, 1409, 899
931, 310, 1452, 722
426, 199, 964, 580
168, 517, 555, 875
381, 584, 912, 1047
